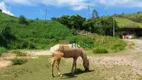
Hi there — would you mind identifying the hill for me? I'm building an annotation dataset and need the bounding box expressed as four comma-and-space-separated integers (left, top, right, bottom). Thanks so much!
116, 12, 142, 23
0, 12, 73, 49
112, 12, 142, 28
114, 17, 142, 28
0, 12, 126, 53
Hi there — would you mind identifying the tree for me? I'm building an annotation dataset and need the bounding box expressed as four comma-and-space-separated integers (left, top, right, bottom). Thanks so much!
58, 15, 70, 28
18, 15, 28, 25
70, 14, 86, 30
92, 9, 99, 18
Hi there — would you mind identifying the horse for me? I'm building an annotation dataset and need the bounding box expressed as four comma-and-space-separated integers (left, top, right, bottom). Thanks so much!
50, 44, 89, 77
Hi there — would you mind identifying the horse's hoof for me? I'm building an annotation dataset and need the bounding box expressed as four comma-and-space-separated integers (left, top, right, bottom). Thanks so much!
52, 74, 54, 77
59, 74, 62, 77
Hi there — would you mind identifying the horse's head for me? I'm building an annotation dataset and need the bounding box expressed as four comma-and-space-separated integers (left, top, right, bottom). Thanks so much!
83, 59, 89, 71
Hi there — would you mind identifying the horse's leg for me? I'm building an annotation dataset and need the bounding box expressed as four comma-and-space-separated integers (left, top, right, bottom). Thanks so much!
71, 58, 77, 74
56, 59, 62, 77
51, 58, 56, 77
74, 58, 77, 72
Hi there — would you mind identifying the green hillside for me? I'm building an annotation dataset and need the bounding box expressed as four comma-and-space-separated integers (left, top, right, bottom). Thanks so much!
117, 12, 142, 23
114, 17, 142, 28
0, 12, 126, 52
0, 12, 73, 49
112, 12, 142, 28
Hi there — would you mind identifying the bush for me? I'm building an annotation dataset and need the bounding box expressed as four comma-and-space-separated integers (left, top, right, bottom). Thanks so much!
93, 47, 108, 54
11, 58, 27, 65
111, 43, 125, 52
0, 47, 6, 56
12, 51, 27, 56
20, 41, 36, 49
18, 15, 28, 25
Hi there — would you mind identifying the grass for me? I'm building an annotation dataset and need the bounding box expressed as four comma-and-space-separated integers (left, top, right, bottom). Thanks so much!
0, 47, 7, 56
0, 56, 141, 80
0, 12, 72, 49
11, 58, 28, 65
114, 17, 142, 28
93, 47, 108, 54
12, 50, 27, 56
0, 56, 101, 80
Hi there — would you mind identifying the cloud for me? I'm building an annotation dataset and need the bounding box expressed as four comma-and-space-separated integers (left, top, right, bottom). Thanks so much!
72, 5, 87, 11
3, 0, 142, 11
4, 0, 31, 5
0, 1, 14, 16
98, 0, 142, 8
4, 0, 91, 11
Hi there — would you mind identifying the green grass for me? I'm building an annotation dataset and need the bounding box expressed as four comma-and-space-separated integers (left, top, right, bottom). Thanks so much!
0, 13, 73, 49
114, 17, 142, 28
1, 56, 141, 80
93, 47, 108, 54
11, 58, 28, 65
0, 56, 103, 80
0, 57, 103, 80
12, 50, 27, 56
0, 47, 7, 56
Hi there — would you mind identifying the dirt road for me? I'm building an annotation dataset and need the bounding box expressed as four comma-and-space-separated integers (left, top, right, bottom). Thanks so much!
86, 39, 142, 80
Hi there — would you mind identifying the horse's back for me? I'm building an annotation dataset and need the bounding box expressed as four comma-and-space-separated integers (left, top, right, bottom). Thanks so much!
63, 48, 83, 58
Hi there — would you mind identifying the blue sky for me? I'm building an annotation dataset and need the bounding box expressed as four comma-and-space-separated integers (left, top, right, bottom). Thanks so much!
0, 0, 142, 20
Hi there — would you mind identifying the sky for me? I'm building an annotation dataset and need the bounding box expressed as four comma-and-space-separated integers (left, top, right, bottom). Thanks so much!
0, 0, 142, 20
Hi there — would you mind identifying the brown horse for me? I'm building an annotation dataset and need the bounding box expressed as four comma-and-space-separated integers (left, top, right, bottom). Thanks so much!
50, 44, 89, 77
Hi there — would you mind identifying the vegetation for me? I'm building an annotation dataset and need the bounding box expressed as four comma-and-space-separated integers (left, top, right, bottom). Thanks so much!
18, 15, 28, 25
0, 56, 103, 80
52, 15, 119, 36
114, 17, 142, 28
0, 12, 127, 52
0, 47, 6, 56
12, 51, 27, 56
66, 35, 126, 52
93, 47, 108, 54
115, 11, 142, 23
11, 58, 27, 65
0, 12, 72, 49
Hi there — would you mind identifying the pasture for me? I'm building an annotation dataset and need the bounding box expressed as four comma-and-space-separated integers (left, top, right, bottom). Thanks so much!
0, 39, 142, 80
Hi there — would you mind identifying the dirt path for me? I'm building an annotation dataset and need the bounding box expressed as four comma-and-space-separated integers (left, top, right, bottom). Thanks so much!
86, 39, 142, 80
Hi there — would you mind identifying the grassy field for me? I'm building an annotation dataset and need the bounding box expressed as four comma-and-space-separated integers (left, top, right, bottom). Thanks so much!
0, 39, 142, 80
0, 56, 103, 80
0, 53, 142, 80
114, 17, 142, 28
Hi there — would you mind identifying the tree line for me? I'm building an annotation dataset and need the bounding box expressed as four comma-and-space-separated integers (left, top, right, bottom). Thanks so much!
51, 14, 119, 36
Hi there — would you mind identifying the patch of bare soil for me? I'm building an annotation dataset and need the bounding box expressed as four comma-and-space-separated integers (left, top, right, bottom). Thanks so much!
81, 39, 142, 80
0, 50, 51, 69
25, 50, 52, 56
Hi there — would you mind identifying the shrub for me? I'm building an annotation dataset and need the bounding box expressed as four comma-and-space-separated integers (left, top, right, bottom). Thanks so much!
93, 47, 108, 54
18, 15, 28, 25
20, 41, 36, 49
11, 58, 27, 65
0, 47, 6, 56
111, 43, 125, 52
12, 51, 27, 56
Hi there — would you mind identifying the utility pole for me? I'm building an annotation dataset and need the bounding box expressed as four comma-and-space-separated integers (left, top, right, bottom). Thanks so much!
45, 9, 47, 21
88, 5, 90, 18
113, 18, 115, 37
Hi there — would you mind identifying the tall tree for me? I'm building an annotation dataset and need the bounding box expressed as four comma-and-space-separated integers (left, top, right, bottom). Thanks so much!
92, 9, 99, 18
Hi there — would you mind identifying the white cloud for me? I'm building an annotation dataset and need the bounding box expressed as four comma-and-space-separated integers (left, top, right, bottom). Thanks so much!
98, 0, 142, 8
72, 5, 87, 11
4, 0, 91, 11
4, 0, 31, 5
3, 0, 142, 11
0, 1, 14, 16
